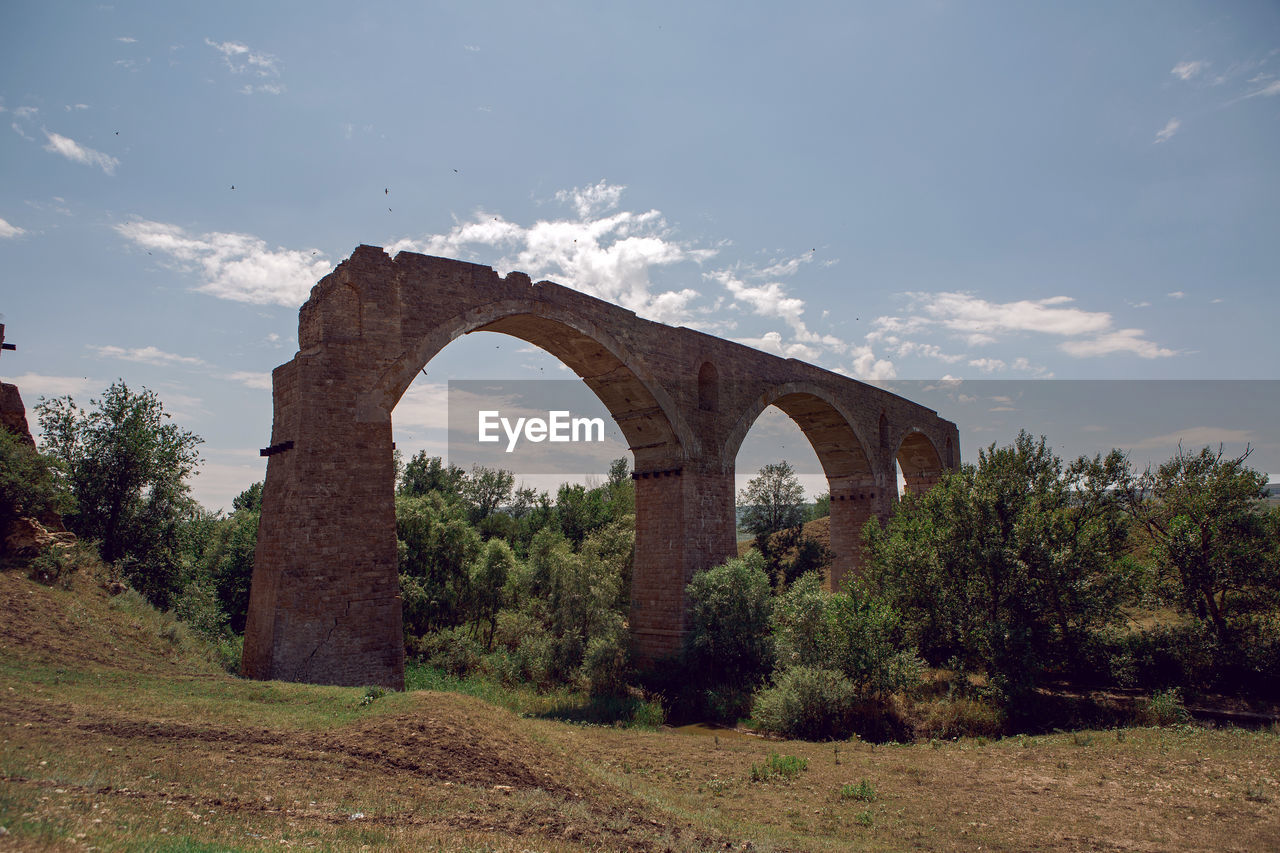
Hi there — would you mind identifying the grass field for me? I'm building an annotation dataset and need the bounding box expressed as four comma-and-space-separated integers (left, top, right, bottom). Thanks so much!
2, 566, 1278, 851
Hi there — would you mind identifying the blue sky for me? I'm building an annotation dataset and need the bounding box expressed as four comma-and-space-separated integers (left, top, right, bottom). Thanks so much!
2, 2, 1278, 509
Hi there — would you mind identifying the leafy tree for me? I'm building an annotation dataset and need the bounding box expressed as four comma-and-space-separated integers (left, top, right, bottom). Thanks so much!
555, 481, 610, 546
806, 492, 831, 522
462, 465, 515, 524
35, 381, 202, 607
470, 538, 516, 648
397, 492, 482, 636
683, 550, 775, 691
865, 432, 1133, 704
0, 426, 72, 532
772, 572, 920, 701
398, 452, 466, 500
738, 461, 806, 537
1127, 446, 1280, 646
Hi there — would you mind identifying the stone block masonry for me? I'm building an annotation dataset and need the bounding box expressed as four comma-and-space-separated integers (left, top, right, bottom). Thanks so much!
242, 247, 960, 688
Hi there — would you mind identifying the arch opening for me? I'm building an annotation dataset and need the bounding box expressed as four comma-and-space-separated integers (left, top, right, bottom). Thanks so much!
896, 429, 944, 496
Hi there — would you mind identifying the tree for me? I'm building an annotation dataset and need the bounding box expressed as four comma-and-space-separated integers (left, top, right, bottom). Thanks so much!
398, 452, 466, 500
461, 465, 515, 524
1127, 446, 1280, 647
397, 492, 482, 637
683, 551, 775, 693
738, 461, 807, 537
865, 432, 1134, 704
35, 381, 202, 607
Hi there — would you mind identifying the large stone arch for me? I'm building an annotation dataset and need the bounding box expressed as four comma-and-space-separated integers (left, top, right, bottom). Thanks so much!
242, 246, 961, 688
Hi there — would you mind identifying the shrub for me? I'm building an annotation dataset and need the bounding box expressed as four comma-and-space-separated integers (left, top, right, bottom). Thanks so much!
908, 695, 1005, 741
418, 625, 483, 677
26, 543, 82, 589
750, 752, 808, 783
1141, 688, 1190, 727
582, 629, 630, 697
841, 779, 877, 802
683, 551, 774, 692
753, 665, 859, 740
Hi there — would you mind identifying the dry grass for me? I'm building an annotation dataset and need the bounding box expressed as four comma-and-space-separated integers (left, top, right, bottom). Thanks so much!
2, 566, 1279, 851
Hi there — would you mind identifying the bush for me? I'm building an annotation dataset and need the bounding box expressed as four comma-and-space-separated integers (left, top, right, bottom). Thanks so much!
908, 695, 1006, 741
1141, 688, 1190, 727
417, 625, 483, 677
750, 752, 808, 782
26, 543, 84, 589
582, 629, 630, 697
683, 551, 775, 691
752, 665, 859, 740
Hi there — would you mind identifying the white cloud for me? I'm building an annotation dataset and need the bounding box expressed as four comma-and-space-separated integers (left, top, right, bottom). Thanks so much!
968, 357, 1006, 374
886, 292, 1113, 338
42, 130, 119, 174
1171, 60, 1208, 81
5, 373, 99, 402
88, 344, 205, 366
1059, 328, 1177, 359
64, 104, 89, 111
117, 36, 137, 44
0, 217, 26, 238
1154, 118, 1181, 144
1167, 290, 1185, 299
1242, 77, 1280, 99
205, 38, 283, 93
114, 219, 331, 306
13, 106, 38, 120
387, 182, 717, 325
224, 371, 273, 390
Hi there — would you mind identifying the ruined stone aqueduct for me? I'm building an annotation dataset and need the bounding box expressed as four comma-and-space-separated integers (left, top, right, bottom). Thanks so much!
242, 246, 960, 689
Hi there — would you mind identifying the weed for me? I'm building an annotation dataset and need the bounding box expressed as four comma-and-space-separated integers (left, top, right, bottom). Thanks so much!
841, 779, 877, 802
750, 752, 808, 782
1142, 688, 1190, 727
854, 809, 874, 827
359, 686, 388, 707
1072, 732, 1094, 747
1245, 782, 1270, 803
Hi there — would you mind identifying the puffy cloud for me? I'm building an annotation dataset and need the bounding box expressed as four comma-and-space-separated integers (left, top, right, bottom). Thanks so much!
1059, 329, 1177, 359
1154, 118, 1181, 144
387, 182, 717, 325
114, 219, 331, 306
5, 373, 99, 401
0, 217, 26, 238
88, 345, 205, 366
224, 371, 273, 390
205, 38, 283, 94
42, 130, 119, 174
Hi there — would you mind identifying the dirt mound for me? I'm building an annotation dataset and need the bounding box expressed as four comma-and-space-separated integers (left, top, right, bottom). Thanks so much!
737, 515, 832, 560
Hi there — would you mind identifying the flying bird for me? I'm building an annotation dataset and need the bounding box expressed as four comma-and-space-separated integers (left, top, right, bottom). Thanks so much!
230, 185, 235, 190
384, 188, 389, 195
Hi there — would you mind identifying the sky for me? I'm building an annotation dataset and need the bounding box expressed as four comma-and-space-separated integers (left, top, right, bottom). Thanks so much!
2, 1, 1278, 510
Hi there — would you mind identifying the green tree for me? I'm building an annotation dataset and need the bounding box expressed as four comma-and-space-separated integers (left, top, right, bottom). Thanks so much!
683, 550, 775, 692
1127, 446, 1280, 646
470, 538, 517, 648
397, 492, 482, 637
461, 465, 515, 524
35, 381, 202, 607
398, 452, 466, 500
865, 432, 1133, 703
0, 426, 72, 532
738, 461, 806, 537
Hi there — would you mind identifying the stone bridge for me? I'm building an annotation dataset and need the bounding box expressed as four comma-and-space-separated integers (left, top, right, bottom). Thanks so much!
242, 246, 960, 688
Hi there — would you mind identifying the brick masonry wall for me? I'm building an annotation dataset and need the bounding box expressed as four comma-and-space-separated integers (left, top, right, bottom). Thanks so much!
244, 247, 961, 687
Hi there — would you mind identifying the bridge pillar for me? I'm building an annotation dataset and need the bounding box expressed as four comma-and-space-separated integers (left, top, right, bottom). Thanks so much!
827, 484, 882, 593
629, 461, 736, 664
241, 351, 405, 689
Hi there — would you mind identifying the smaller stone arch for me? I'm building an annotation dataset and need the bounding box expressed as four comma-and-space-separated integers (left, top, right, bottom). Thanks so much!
896, 429, 945, 496
725, 382, 881, 592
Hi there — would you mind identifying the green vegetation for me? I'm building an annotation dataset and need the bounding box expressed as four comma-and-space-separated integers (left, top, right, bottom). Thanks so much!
5, 382, 1279, 747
